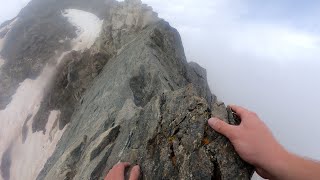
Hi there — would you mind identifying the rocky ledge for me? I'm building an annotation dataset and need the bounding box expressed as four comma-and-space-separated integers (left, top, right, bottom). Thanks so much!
0, 0, 253, 179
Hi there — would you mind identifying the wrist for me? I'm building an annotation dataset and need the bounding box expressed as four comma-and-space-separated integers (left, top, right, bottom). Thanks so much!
263, 145, 291, 179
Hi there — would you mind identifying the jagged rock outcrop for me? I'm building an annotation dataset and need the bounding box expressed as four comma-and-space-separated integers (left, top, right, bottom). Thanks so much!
0, 0, 253, 179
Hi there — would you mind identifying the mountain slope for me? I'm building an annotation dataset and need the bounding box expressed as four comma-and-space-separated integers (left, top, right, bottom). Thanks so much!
0, 0, 253, 179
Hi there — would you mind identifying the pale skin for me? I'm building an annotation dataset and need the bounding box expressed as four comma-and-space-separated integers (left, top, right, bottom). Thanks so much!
104, 162, 140, 180
105, 105, 320, 180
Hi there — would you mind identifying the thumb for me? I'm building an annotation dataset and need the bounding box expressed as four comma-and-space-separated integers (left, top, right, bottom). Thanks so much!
208, 118, 237, 140
129, 165, 140, 180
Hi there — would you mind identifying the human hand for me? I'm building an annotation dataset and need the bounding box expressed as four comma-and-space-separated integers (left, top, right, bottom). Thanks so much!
104, 162, 140, 180
208, 105, 288, 179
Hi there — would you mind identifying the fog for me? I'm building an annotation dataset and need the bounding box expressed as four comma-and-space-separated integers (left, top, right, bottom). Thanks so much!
143, 1, 320, 179
0, 0, 29, 23
1, 0, 320, 179
141, 0, 320, 160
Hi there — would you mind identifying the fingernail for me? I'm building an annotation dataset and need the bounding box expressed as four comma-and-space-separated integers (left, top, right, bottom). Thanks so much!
208, 118, 218, 127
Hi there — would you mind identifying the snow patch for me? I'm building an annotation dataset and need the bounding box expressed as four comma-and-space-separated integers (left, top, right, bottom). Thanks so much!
0, 9, 102, 180
62, 9, 103, 51
10, 110, 66, 180
0, 64, 64, 180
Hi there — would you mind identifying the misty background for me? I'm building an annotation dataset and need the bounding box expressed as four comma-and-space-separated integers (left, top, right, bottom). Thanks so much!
140, 0, 320, 161
1, 0, 319, 179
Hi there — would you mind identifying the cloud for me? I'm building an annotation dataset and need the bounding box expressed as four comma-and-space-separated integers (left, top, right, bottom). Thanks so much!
225, 23, 320, 62
144, 0, 320, 62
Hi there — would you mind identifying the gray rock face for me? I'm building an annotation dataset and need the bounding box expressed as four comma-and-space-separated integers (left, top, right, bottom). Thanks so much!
0, 0, 253, 179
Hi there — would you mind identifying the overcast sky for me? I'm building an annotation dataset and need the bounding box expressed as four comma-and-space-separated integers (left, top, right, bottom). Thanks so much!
1, 0, 320, 177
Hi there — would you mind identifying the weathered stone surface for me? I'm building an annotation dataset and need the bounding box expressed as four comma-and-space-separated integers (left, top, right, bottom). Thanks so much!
37, 20, 253, 180
0, 0, 253, 179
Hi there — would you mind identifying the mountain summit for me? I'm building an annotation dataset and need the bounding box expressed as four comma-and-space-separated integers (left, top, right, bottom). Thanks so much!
0, 0, 253, 179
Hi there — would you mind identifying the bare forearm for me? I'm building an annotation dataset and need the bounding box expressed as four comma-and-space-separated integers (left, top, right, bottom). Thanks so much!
270, 152, 320, 180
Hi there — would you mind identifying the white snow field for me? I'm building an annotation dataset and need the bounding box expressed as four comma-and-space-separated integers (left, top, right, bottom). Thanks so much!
0, 9, 103, 180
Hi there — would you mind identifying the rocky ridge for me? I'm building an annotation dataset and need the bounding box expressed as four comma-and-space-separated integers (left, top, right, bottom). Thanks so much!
0, 0, 253, 179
